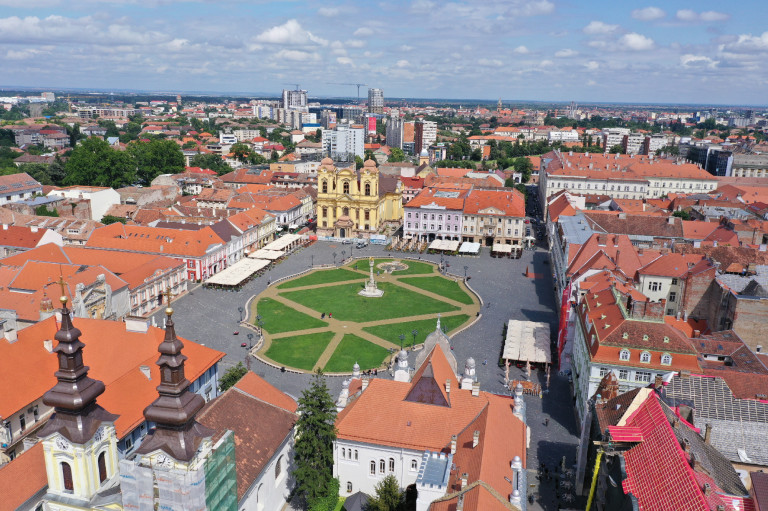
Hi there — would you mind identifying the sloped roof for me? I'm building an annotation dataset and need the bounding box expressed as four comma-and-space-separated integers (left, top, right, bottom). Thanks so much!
0, 442, 47, 510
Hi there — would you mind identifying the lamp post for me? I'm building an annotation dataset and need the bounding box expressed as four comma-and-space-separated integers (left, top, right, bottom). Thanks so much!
311, 254, 314, 268
332, 252, 337, 265
464, 265, 468, 280
238, 306, 243, 322
247, 333, 254, 349
399, 333, 405, 350
341, 250, 346, 264
411, 329, 418, 348
258, 320, 264, 337
256, 314, 261, 333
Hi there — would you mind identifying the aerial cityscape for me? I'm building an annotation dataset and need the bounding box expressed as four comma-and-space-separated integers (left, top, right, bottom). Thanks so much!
1, 1, 768, 511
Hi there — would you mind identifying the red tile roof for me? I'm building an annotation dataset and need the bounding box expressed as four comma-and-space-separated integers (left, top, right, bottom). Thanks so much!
463, 189, 525, 217
0, 442, 46, 510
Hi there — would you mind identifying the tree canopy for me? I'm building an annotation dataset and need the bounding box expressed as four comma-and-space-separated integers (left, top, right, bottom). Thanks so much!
64, 137, 135, 188
293, 370, 337, 508
218, 362, 247, 392
366, 475, 404, 511
127, 139, 185, 184
388, 147, 406, 162
189, 153, 232, 175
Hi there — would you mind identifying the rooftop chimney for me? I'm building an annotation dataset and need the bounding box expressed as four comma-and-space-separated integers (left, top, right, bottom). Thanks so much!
472, 430, 480, 448
139, 365, 151, 380
43, 339, 53, 353
461, 473, 468, 489
471, 381, 480, 397
683, 438, 691, 453
362, 378, 369, 391
693, 329, 701, 338
445, 378, 451, 395
704, 423, 712, 444
668, 216, 675, 225
451, 435, 457, 455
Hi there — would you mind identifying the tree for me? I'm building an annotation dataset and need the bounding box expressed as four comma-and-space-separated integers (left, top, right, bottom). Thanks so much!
100, 214, 127, 225
608, 144, 624, 154
47, 155, 66, 185
35, 204, 59, 217
230, 142, 252, 162
293, 370, 337, 507
366, 475, 404, 511
128, 139, 185, 184
18, 163, 54, 186
189, 153, 231, 176
388, 147, 406, 163
672, 210, 691, 220
218, 362, 247, 392
355, 155, 364, 169
364, 149, 378, 164
64, 137, 135, 187
98, 120, 121, 138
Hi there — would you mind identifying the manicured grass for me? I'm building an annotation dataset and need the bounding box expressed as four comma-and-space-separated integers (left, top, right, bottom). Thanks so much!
277, 268, 363, 289
264, 331, 335, 371
323, 334, 390, 373
256, 298, 328, 334
363, 314, 471, 347
399, 276, 474, 304
281, 281, 460, 322
349, 258, 435, 275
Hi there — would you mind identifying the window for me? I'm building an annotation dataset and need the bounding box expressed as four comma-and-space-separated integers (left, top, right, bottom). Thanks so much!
661, 353, 672, 365
407, 212, 411, 218
389, 458, 395, 472
640, 351, 651, 363
19, 414, 25, 432
619, 349, 630, 361
599, 367, 609, 377
619, 369, 628, 380
61, 462, 73, 492
322, 180, 328, 193
343, 181, 350, 194
98, 452, 108, 483
365, 183, 371, 196
671, 278, 678, 286
411, 460, 418, 471
347, 482, 353, 493
431, 214, 435, 220
648, 281, 660, 292
275, 455, 283, 479
322, 207, 327, 218
379, 459, 385, 474
354, 450, 358, 460
341, 448, 346, 459
669, 292, 676, 303
370, 461, 376, 475
364, 210, 370, 221
635, 371, 652, 383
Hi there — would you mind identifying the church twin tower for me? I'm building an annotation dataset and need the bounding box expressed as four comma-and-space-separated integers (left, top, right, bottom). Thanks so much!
39, 293, 215, 509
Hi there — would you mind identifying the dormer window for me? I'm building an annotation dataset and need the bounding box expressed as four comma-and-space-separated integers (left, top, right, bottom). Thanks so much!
663, 336, 670, 343
622, 332, 628, 339
640, 351, 651, 363
661, 353, 672, 365
642, 334, 649, 341
620, 349, 630, 361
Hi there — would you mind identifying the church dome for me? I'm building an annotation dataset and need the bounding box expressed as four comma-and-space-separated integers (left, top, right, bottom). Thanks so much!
321, 157, 334, 166
420, 149, 428, 157
363, 158, 377, 168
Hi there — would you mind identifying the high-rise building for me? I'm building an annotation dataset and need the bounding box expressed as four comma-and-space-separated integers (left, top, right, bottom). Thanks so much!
386, 115, 404, 149
321, 125, 365, 161
281, 89, 308, 111
414, 120, 437, 155
368, 88, 384, 114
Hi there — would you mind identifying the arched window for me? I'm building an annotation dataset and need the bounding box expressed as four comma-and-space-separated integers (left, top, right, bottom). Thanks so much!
322, 207, 328, 218
364, 210, 370, 221
365, 183, 371, 196
347, 481, 353, 493
389, 458, 395, 472
661, 353, 672, 365
640, 351, 651, 363
341, 448, 346, 459
343, 181, 350, 194
370, 461, 376, 475
322, 180, 328, 193
61, 462, 73, 492
343, 207, 349, 217
354, 450, 359, 460
411, 459, 418, 471
275, 455, 283, 479
379, 459, 385, 473
619, 349, 630, 361
98, 452, 107, 483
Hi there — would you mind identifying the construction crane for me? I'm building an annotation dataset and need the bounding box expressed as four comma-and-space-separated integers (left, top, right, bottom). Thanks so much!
327, 82, 368, 102
283, 83, 301, 91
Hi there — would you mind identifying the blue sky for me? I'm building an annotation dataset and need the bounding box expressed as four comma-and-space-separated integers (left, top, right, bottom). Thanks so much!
1, 0, 767, 104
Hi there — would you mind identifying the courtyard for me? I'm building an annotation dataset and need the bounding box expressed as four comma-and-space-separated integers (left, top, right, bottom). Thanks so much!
251, 258, 479, 373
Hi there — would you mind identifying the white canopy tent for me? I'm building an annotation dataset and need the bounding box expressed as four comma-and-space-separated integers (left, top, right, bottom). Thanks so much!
205, 258, 270, 286
428, 239, 460, 251
459, 242, 481, 254
249, 248, 284, 260
502, 320, 552, 365
263, 233, 301, 252
492, 244, 513, 253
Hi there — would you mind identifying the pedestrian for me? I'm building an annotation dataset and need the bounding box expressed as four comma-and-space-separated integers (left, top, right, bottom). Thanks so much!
329, 312, 332, 318
321, 313, 325, 319
545, 418, 550, 427
483, 359, 487, 366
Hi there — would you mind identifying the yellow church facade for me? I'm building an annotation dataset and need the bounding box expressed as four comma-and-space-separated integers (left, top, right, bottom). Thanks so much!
316, 158, 403, 239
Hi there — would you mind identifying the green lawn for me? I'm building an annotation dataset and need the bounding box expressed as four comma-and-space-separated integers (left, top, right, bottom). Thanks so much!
363, 314, 471, 347
348, 259, 435, 275
264, 331, 335, 371
277, 268, 363, 289
281, 282, 459, 322
323, 334, 390, 373
399, 276, 474, 304
256, 298, 328, 334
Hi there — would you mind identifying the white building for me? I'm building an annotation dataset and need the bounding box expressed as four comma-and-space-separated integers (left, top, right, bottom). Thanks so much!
368, 88, 384, 114
46, 186, 121, 222
386, 115, 404, 149
282, 89, 308, 111
322, 125, 365, 160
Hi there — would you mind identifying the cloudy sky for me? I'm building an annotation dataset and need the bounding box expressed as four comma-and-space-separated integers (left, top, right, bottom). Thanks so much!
1, 0, 767, 104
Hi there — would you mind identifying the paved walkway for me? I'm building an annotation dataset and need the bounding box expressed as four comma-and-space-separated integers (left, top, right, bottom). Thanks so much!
250, 260, 479, 372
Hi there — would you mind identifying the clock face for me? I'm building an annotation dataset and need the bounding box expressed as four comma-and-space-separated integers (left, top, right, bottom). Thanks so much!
93, 426, 104, 443
55, 437, 71, 451
156, 454, 174, 469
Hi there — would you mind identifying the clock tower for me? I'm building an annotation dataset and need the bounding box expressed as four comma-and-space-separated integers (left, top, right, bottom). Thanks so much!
38, 289, 120, 508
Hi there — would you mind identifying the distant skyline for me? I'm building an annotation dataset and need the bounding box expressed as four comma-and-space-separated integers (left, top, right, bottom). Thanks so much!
1, 0, 767, 105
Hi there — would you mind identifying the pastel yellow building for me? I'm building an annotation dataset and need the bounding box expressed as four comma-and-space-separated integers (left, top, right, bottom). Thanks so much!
316, 157, 403, 239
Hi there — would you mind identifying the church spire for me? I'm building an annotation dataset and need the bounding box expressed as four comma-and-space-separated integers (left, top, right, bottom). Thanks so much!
136, 295, 212, 462
40, 277, 117, 443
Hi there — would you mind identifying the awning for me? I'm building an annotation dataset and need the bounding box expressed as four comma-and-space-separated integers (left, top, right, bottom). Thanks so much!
502, 320, 552, 364
249, 249, 284, 260
428, 239, 460, 251
263, 233, 301, 252
492, 244, 513, 253
205, 258, 271, 286
459, 242, 481, 254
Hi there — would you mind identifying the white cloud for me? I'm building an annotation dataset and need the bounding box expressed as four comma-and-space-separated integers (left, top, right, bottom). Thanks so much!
256, 19, 327, 46
513, 45, 529, 54
631, 7, 665, 21
400, 44, 413, 52
583, 20, 618, 34
719, 32, 768, 53
620, 32, 655, 51
345, 39, 365, 48
539, 59, 553, 67
478, 58, 503, 66
555, 48, 577, 58
396, 59, 410, 68
680, 54, 719, 69
584, 60, 599, 71
676, 9, 729, 22
336, 56, 354, 66
273, 49, 319, 62
318, 7, 340, 17
6, 48, 46, 60
353, 27, 374, 37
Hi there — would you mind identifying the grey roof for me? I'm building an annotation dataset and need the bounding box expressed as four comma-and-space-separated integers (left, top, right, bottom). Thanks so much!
342, 491, 369, 511
661, 375, 768, 466
417, 451, 452, 488
558, 213, 595, 246
717, 265, 768, 295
